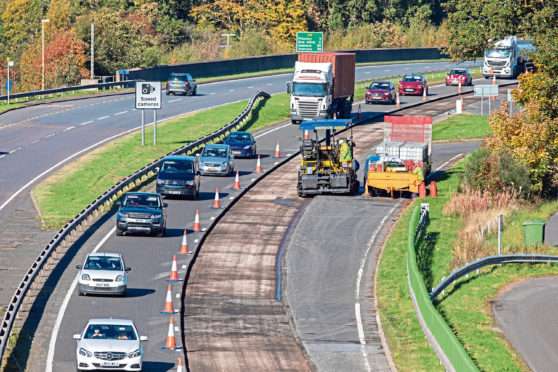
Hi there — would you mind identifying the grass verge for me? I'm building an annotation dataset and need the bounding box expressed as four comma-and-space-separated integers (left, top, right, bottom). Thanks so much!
433, 115, 490, 141
0, 102, 24, 114
34, 93, 289, 229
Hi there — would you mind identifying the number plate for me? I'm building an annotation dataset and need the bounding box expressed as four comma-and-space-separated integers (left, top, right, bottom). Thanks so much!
405, 89, 414, 92
231, 150, 241, 154
128, 218, 149, 223
372, 96, 382, 99
95, 283, 110, 287
167, 190, 181, 194
101, 361, 119, 367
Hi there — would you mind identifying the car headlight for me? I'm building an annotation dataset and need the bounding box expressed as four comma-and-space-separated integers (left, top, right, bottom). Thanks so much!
79, 347, 92, 357
119, 212, 129, 218
81, 274, 91, 281
157, 179, 164, 185
127, 348, 142, 358
150, 214, 160, 219
220, 163, 228, 169
185, 180, 194, 185
115, 275, 124, 282
243, 145, 251, 149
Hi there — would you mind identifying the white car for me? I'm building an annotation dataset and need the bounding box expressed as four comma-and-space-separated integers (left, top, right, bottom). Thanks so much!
74, 318, 147, 371
77, 253, 130, 296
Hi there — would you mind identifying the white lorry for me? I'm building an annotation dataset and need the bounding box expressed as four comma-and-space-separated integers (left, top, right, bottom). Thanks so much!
287, 52, 355, 124
483, 36, 535, 79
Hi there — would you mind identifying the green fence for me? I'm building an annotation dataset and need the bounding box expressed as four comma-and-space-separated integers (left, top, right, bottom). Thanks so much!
407, 206, 478, 371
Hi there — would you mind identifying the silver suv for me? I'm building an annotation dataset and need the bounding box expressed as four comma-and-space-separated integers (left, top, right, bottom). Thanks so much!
115, 192, 167, 237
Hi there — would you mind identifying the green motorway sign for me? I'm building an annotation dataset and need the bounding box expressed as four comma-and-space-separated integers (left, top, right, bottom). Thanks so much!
296, 32, 323, 52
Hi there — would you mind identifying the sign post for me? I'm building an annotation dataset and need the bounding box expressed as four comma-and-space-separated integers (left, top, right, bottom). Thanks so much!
135, 82, 162, 146
474, 85, 498, 116
498, 214, 503, 255
7, 58, 13, 105
296, 32, 323, 52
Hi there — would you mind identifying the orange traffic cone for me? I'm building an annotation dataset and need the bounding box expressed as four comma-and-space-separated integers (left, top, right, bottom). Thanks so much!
273, 140, 281, 158
161, 284, 177, 314
212, 187, 221, 209
233, 170, 241, 190
179, 230, 189, 254
357, 104, 362, 119
457, 80, 462, 93
177, 358, 184, 372
303, 130, 309, 140
419, 182, 427, 198
492, 75, 497, 85
395, 93, 400, 107
255, 155, 262, 173
422, 87, 427, 101
430, 181, 438, 198
363, 180, 369, 196
161, 316, 181, 350
333, 112, 337, 119
193, 209, 200, 232
167, 254, 181, 282
460, 95, 464, 110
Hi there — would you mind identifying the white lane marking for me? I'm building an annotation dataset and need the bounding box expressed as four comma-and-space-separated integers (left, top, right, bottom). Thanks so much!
32, 139, 40, 144
229, 196, 234, 200
9, 148, 20, 154
168, 99, 182, 103
174, 326, 180, 332
365, 71, 371, 74
194, 239, 199, 243
0, 127, 138, 212
404, 67, 410, 70
274, 161, 279, 165
0, 155, 5, 159
114, 111, 128, 116
45, 133, 55, 138
248, 86, 254, 89
176, 293, 181, 298
266, 83, 273, 86
63, 126, 75, 132
97, 116, 110, 121
181, 265, 187, 269
209, 92, 216, 95
79, 120, 93, 126
435, 153, 464, 172
210, 217, 215, 221
45, 226, 115, 372
254, 122, 291, 139
385, 69, 390, 72
354, 202, 400, 371
251, 178, 256, 181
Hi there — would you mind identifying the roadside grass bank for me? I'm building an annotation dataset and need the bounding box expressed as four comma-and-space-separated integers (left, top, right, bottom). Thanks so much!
432, 115, 490, 141
34, 93, 289, 229
0, 102, 24, 114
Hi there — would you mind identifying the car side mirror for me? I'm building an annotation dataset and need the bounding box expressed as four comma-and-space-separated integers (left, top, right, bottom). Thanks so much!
115, 201, 121, 207
286, 83, 291, 94
163, 203, 168, 208
125, 267, 131, 272
73, 334, 81, 340
76, 265, 82, 270
140, 335, 148, 341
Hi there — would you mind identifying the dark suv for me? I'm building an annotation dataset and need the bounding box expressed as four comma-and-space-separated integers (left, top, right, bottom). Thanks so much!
165, 73, 197, 96
115, 192, 167, 237
156, 155, 200, 198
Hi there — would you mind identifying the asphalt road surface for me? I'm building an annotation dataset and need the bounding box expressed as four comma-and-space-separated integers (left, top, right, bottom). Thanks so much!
493, 276, 558, 372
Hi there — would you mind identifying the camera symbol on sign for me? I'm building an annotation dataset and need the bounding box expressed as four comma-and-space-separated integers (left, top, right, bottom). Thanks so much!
141, 83, 156, 95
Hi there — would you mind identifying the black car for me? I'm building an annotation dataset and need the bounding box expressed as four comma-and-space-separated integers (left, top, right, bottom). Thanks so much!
223, 131, 257, 158
156, 155, 200, 198
115, 192, 167, 237
165, 72, 197, 96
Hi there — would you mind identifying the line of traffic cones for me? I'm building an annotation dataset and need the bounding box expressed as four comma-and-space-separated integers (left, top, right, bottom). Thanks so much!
161, 316, 181, 350
457, 80, 462, 93
357, 104, 362, 119
491, 74, 497, 101
193, 209, 201, 232
161, 284, 178, 314
422, 87, 427, 101
212, 187, 222, 209
303, 130, 309, 140
179, 230, 189, 254
395, 93, 400, 107
273, 140, 281, 158
166, 254, 181, 282
233, 170, 241, 190
255, 155, 262, 173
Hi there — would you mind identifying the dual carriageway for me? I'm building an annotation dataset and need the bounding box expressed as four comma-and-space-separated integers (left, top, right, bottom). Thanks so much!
0, 60, 523, 371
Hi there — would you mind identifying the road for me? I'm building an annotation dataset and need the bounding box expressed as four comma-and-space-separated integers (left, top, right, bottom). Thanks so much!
5, 64, 492, 371
493, 276, 558, 371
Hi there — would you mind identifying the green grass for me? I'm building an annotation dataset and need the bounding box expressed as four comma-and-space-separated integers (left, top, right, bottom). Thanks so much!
433, 115, 491, 141
0, 102, 24, 113
34, 93, 289, 229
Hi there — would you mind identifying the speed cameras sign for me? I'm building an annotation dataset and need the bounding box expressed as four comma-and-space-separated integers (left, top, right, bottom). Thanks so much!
135, 81, 162, 109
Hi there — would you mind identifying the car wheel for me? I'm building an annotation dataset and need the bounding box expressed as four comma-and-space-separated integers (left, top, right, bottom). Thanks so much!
165, 91, 169, 96
157, 228, 165, 237
116, 228, 123, 236
78, 290, 85, 296
192, 87, 197, 96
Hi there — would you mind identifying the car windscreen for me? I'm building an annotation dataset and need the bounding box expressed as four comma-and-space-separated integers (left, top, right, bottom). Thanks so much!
449, 70, 466, 75
202, 147, 228, 158
123, 194, 161, 208
369, 83, 390, 90
84, 324, 137, 340
227, 133, 251, 142
402, 75, 422, 82
84, 256, 122, 271
292, 82, 327, 97
160, 160, 194, 174
485, 49, 511, 58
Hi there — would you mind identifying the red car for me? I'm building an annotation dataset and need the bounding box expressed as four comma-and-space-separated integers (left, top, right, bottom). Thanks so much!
398, 74, 428, 96
445, 69, 473, 86
365, 81, 396, 104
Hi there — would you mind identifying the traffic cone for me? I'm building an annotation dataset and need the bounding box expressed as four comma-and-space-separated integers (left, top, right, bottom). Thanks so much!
357, 104, 362, 119
333, 112, 337, 119
233, 170, 241, 190
179, 230, 189, 254
161, 284, 177, 314
492, 75, 497, 85
422, 87, 427, 101
460, 95, 464, 110
161, 316, 181, 350
193, 209, 200, 232
419, 182, 427, 198
363, 179, 369, 196
255, 155, 262, 173
167, 254, 181, 282
457, 80, 462, 93
303, 130, 309, 140
273, 141, 281, 158
177, 358, 184, 372
430, 181, 438, 198
211, 187, 221, 209
395, 93, 400, 107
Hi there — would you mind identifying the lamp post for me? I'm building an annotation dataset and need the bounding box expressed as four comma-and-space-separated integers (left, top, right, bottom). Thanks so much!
221, 33, 236, 49
90, 18, 94, 79
41, 19, 50, 91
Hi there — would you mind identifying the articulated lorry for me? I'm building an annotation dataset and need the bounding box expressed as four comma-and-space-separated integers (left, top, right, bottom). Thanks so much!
483, 36, 536, 79
287, 52, 355, 125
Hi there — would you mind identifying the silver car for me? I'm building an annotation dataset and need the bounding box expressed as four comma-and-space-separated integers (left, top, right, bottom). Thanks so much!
76, 253, 130, 296
74, 318, 147, 371
198, 144, 234, 176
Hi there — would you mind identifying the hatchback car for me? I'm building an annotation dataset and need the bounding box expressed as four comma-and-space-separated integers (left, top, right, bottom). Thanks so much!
398, 74, 428, 96
224, 131, 257, 158
77, 253, 130, 296
165, 72, 197, 96
115, 192, 167, 237
198, 144, 234, 176
74, 318, 147, 371
445, 69, 473, 86
365, 81, 396, 104
156, 155, 200, 198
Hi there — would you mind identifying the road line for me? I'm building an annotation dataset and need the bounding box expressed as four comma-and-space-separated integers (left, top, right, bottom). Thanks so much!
9, 148, 20, 154
0, 155, 6, 159
354, 202, 400, 371
254, 122, 291, 139
168, 99, 182, 103
45, 226, 116, 372
114, 111, 128, 115
45, 133, 55, 138
228, 89, 236, 92
63, 126, 75, 132
435, 153, 464, 172
31, 139, 40, 144
209, 92, 216, 95
97, 116, 110, 121
79, 120, 93, 126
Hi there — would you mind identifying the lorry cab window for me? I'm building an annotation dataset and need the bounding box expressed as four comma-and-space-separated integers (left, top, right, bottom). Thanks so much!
485, 49, 511, 58
292, 82, 328, 97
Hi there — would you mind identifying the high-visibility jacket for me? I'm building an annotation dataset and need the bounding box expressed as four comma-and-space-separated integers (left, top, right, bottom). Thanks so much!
412, 166, 424, 181
339, 142, 352, 162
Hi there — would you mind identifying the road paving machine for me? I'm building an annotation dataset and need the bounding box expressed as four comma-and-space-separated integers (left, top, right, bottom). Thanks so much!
297, 119, 359, 196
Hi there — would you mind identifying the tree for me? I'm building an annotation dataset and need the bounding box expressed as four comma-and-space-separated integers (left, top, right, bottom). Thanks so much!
1, 0, 46, 57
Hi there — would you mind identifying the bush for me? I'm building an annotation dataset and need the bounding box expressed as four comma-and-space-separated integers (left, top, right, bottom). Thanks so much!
463, 149, 532, 195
